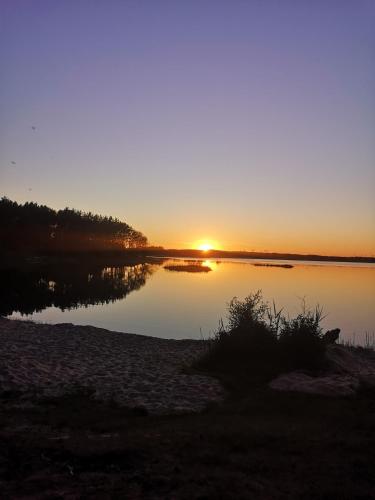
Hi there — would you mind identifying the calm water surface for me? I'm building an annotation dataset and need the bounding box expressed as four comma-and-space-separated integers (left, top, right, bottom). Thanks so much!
4, 258, 375, 344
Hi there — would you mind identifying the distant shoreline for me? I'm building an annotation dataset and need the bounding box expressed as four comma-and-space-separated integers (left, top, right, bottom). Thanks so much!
1, 248, 374, 270
143, 248, 375, 264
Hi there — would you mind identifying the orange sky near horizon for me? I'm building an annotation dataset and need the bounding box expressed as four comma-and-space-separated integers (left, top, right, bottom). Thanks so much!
139, 214, 375, 257
152, 236, 375, 258
3, 193, 374, 257
148, 225, 375, 257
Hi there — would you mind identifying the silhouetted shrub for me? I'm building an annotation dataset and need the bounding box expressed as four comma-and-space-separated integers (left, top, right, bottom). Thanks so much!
278, 304, 326, 371
196, 291, 328, 381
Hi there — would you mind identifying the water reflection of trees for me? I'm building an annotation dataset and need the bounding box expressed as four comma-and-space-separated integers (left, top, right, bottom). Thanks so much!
0, 262, 158, 316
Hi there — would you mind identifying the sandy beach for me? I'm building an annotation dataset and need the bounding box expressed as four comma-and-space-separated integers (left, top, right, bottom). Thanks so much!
0, 317, 224, 414
1, 317, 375, 499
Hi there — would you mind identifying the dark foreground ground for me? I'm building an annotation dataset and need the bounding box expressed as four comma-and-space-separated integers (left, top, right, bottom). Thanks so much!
1, 385, 374, 499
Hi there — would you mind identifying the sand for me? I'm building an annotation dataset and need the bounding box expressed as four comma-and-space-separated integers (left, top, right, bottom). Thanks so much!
0, 317, 224, 414
269, 344, 375, 396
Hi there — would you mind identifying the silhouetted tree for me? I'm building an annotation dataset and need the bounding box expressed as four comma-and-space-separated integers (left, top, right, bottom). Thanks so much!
0, 197, 148, 253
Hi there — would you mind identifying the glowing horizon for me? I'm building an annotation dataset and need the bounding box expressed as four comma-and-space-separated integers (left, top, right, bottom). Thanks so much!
162, 241, 375, 258
194, 240, 219, 252
152, 232, 375, 257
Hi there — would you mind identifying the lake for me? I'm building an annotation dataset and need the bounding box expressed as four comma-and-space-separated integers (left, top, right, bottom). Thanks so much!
3, 257, 375, 345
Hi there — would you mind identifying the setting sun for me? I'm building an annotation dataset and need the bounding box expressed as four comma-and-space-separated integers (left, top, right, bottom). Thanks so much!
198, 243, 212, 251
194, 240, 217, 252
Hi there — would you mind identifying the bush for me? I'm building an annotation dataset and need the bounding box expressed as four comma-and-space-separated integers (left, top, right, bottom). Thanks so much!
196, 291, 328, 380
278, 304, 326, 371
226, 291, 269, 330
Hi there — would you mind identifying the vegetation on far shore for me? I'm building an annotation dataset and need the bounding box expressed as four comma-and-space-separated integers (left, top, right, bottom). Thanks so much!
0, 197, 148, 254
145, 248, 375, 264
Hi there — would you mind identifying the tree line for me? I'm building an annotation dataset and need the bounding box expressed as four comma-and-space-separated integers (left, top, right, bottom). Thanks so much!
0, 197, 148, 254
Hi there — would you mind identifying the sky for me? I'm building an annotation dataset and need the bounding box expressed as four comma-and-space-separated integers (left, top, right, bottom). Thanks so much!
1, 0, 374, 256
